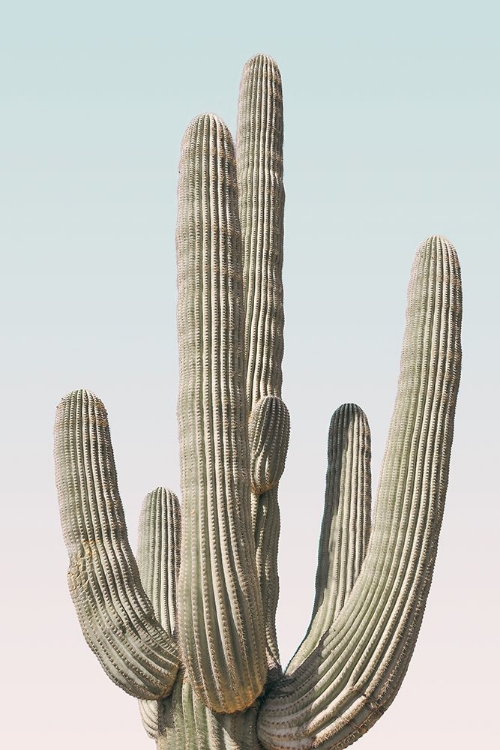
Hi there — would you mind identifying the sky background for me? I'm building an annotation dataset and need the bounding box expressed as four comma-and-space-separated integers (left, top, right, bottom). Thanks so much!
2, 0, 499, 747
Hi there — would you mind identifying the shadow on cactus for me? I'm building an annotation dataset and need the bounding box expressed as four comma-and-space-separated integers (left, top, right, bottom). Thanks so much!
54, 54, 462, 749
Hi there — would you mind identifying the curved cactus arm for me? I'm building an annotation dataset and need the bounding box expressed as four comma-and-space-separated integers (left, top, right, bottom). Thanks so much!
54, 390, 180, 700
136, 487, 181, 737
258, 236, 462, 749
287, 403, 371, 674
176, 113, 266, 714
237, 53, 286, 680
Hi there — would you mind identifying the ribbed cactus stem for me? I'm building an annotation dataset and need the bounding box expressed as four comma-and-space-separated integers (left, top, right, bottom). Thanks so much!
253, 486, 281, 675
176, 113, 266, 713
238, 53, 287, 682
156, 677, 260, 750
54, 390, 179, 700
237, 53, 285, 407
249, 396, 290, 496
287, 403, 371, 674
137, 487, 181, 638
136, 489, 260, 746
257, 236, 462, 749
248, 395, 290, 674
320, 404, 371, 617
137, 487, 181, 737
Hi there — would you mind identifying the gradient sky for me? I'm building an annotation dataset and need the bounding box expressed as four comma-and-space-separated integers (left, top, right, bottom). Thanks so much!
2, 1, 498, 747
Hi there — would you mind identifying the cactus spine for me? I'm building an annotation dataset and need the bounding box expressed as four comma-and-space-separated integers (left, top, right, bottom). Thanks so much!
54, 55, 462, 749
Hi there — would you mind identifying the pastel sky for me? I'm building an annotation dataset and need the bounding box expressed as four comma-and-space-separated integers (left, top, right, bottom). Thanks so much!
2, 1, 498, 747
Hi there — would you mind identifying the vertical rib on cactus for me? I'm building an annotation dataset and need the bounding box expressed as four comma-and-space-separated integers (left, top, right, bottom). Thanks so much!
287, 403, 371, 674
136, 488, 181, 737
54, 390, 179, 700
155, 677, 260, 750
320, 405, 371, 618
137, 487, 181, 638
249, 394, 290, 674
257, 235, 462, 749
176, 113, 266, 713
249, 396, 290, 497
237, 53, 286, 679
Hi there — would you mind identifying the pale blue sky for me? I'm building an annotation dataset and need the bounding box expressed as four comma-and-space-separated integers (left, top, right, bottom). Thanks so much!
1, 1, 498, 747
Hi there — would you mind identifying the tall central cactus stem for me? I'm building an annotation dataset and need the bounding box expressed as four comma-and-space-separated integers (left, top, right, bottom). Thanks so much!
176, 113, 267, 714
54, 53, 462, 750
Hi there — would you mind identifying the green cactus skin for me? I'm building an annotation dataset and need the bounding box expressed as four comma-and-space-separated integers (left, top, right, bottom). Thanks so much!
155, 677, 260, 750
238, 53, 284, 408
249, 396, 290, 498
248, 394, 290, 678
287, 403, 372, 674
137, 488, 180, 640
257, 235, 462, 749
54, 54, 462, 750
137, 488, 181, 737
238, 54, 286, 680
176, 112, 267, 714
54, 390, 179, 700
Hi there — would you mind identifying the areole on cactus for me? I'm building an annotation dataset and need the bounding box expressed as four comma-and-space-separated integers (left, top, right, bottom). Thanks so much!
54, 54, 462, 749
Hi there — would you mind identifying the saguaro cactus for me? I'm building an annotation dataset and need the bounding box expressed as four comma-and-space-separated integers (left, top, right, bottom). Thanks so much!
54, 54, 462, 749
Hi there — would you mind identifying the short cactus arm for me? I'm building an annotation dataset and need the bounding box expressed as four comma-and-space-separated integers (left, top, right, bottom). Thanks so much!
54, 389, 180, 700
176, 113, 266, 714
287, 403, 371, 673
238, 53, 287, 678
136, 488, 181, 738
258, 236, 462, 749
137, 487, 181, 638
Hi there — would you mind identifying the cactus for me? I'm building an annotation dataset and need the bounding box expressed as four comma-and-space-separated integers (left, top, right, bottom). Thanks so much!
54, 54, 462, 749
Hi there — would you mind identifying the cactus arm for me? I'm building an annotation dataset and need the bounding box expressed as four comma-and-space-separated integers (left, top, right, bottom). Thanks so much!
54, 389, 180, 700
249, 396, 290, 499
136, 487, 181, 737
258, 236, 462, 749
287, 403, 371, 674
137, 487, 181, 638
316, 404, 371, 621
237, 52, 286, 679
176, 113, 266, 714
